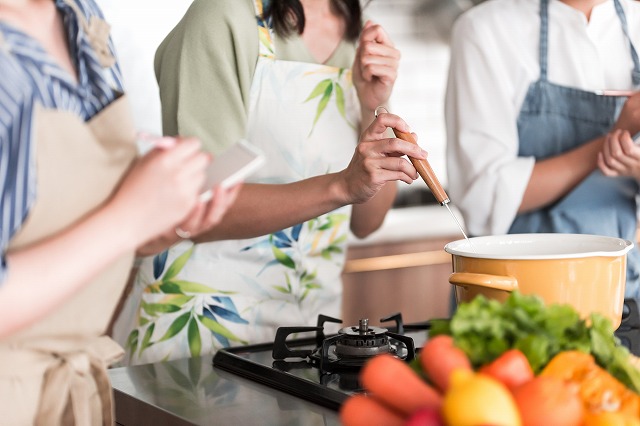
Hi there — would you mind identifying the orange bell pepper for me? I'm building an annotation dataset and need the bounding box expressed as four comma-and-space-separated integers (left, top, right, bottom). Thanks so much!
541, 351, 640, 418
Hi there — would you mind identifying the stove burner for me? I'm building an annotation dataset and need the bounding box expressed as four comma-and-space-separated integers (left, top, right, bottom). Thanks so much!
334, 320, 392, 358
272, 313, 416, 373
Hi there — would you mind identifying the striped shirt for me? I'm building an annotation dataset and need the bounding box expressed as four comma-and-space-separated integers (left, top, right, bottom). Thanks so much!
0, 0, 124, 285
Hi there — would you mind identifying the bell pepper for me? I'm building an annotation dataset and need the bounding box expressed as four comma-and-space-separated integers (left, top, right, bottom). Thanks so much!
541, 351, 640, 418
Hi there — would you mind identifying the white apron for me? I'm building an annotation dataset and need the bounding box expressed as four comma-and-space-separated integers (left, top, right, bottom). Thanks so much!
115, 0, 361, 365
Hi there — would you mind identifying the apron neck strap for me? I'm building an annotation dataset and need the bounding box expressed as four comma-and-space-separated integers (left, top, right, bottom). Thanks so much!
539, 0, 640, 86
539, 0, 550, 81
612, 0, 640, 86
253, 0, 276, 59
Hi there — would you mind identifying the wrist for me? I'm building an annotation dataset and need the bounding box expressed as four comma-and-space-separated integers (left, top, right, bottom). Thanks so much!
101, 197, 148, 252
327, 171, 352, 206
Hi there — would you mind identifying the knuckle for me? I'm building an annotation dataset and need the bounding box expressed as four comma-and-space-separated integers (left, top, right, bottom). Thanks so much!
362, 157, 375, 171
357, 142, 369, 156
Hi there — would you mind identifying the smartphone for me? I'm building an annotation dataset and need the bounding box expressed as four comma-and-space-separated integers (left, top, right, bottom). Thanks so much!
200, 140, 265, 201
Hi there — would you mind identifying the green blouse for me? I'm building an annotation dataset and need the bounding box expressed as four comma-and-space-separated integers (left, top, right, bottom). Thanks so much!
154, 0, 356, 154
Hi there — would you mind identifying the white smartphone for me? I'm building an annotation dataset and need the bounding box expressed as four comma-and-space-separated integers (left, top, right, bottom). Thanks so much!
200, 139, 265, 201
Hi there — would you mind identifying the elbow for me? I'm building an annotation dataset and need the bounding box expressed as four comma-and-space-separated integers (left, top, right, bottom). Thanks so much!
350, 219, 382, 240
351, 227, 373, 239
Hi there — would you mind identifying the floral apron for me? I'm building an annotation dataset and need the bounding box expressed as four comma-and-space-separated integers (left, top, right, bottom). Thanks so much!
115, 0, 360, 365
510, 0, 640, 300
0, 79, 136, 425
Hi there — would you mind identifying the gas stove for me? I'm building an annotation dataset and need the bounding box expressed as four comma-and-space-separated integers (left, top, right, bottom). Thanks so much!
212, 313, 430, 410
212, 299, 640, 411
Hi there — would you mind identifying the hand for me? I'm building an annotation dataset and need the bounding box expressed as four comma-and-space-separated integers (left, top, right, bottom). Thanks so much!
597, 129, 640, 180
613, 92, 640, 136
336, 112, 427, 204
135, 184, 242, 256
352, 21, 400, 115
109, 136, 210, 245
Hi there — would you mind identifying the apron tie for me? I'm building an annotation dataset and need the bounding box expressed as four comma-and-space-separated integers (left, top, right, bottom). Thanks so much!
0, 336, 124, 426
35, 336, 123, 426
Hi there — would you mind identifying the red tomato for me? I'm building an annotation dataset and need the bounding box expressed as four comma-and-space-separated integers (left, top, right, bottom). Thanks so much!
479, 349, 534, 391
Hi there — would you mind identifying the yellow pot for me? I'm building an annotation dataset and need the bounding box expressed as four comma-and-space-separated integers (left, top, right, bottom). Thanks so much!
444, 234, 634, 329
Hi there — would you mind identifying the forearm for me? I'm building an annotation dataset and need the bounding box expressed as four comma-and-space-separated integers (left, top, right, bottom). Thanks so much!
519, 136, 604, 213
0, 202, 138, 338
193, 174, 348, 241
350, 181, 397, 238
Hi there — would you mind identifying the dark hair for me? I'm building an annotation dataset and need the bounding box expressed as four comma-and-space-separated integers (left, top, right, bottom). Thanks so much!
263, 0, 362, 42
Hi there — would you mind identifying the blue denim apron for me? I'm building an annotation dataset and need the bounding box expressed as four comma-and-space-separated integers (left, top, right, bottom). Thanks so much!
509, 0, 640, 300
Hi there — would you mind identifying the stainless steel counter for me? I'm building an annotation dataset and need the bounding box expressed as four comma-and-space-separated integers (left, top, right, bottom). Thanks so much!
109, 356, 340, 426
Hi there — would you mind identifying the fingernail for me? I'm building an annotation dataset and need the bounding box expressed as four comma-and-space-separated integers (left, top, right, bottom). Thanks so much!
155, 137, 177, 149
421, 149, 428, 158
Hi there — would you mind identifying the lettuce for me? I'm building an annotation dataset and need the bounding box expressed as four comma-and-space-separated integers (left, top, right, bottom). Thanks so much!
430, 292, 640, 393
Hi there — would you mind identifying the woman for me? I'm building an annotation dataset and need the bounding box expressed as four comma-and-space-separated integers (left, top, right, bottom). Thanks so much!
0, 0, 237, 423
112, 0, 426, 365
446, 0, 640, 301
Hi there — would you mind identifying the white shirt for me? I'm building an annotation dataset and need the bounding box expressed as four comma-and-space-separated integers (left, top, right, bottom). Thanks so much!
445, 0, 640, 236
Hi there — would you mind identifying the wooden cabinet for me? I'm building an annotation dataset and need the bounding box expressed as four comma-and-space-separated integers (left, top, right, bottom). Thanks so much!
341, 234, 458, 326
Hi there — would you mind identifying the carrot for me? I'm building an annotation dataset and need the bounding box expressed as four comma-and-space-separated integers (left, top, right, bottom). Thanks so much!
420, 335, 472, 393
340, 394, 405, 426
360, 354, 443, 417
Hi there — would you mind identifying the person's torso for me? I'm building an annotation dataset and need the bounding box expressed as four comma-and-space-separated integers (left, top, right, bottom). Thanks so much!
0, 1, 137, 423
456, 0, 640, 113
120, 0, 361, 365
510, 0, 640, 299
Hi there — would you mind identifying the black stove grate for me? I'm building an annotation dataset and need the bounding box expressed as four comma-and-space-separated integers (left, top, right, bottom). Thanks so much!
212, 315, 431, 410
213, 337, 349, 410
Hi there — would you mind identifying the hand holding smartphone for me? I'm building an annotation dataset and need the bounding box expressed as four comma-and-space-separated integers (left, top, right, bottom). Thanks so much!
200, 140, 265, 202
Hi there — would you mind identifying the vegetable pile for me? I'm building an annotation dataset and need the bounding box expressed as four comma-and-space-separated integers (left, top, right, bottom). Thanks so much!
339, 292, 640, 426
430, 292, 640, 393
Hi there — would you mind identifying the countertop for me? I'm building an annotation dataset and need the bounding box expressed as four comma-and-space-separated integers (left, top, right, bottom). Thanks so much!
109, 356, 340, 426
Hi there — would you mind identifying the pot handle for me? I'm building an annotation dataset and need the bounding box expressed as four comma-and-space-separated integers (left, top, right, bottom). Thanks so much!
449, 272, 518, 292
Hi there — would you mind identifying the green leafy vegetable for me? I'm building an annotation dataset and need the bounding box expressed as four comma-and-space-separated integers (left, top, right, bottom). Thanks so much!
430, 292, 640, 393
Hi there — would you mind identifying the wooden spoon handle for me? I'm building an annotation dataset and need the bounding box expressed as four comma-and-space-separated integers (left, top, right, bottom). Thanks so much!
393, 129, 450, 205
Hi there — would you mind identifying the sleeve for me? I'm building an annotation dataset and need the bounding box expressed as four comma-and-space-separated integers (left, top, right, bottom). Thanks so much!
0, 54, 37, 286
445, 13, 535, 236
154, 0, 259, 155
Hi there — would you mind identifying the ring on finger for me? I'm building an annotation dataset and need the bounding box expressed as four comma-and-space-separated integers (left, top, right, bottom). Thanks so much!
175, 227, 191, 239
374, 106, 389, 118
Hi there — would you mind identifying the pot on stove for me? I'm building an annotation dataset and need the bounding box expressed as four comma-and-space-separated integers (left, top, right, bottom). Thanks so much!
444, 233, 633, 329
